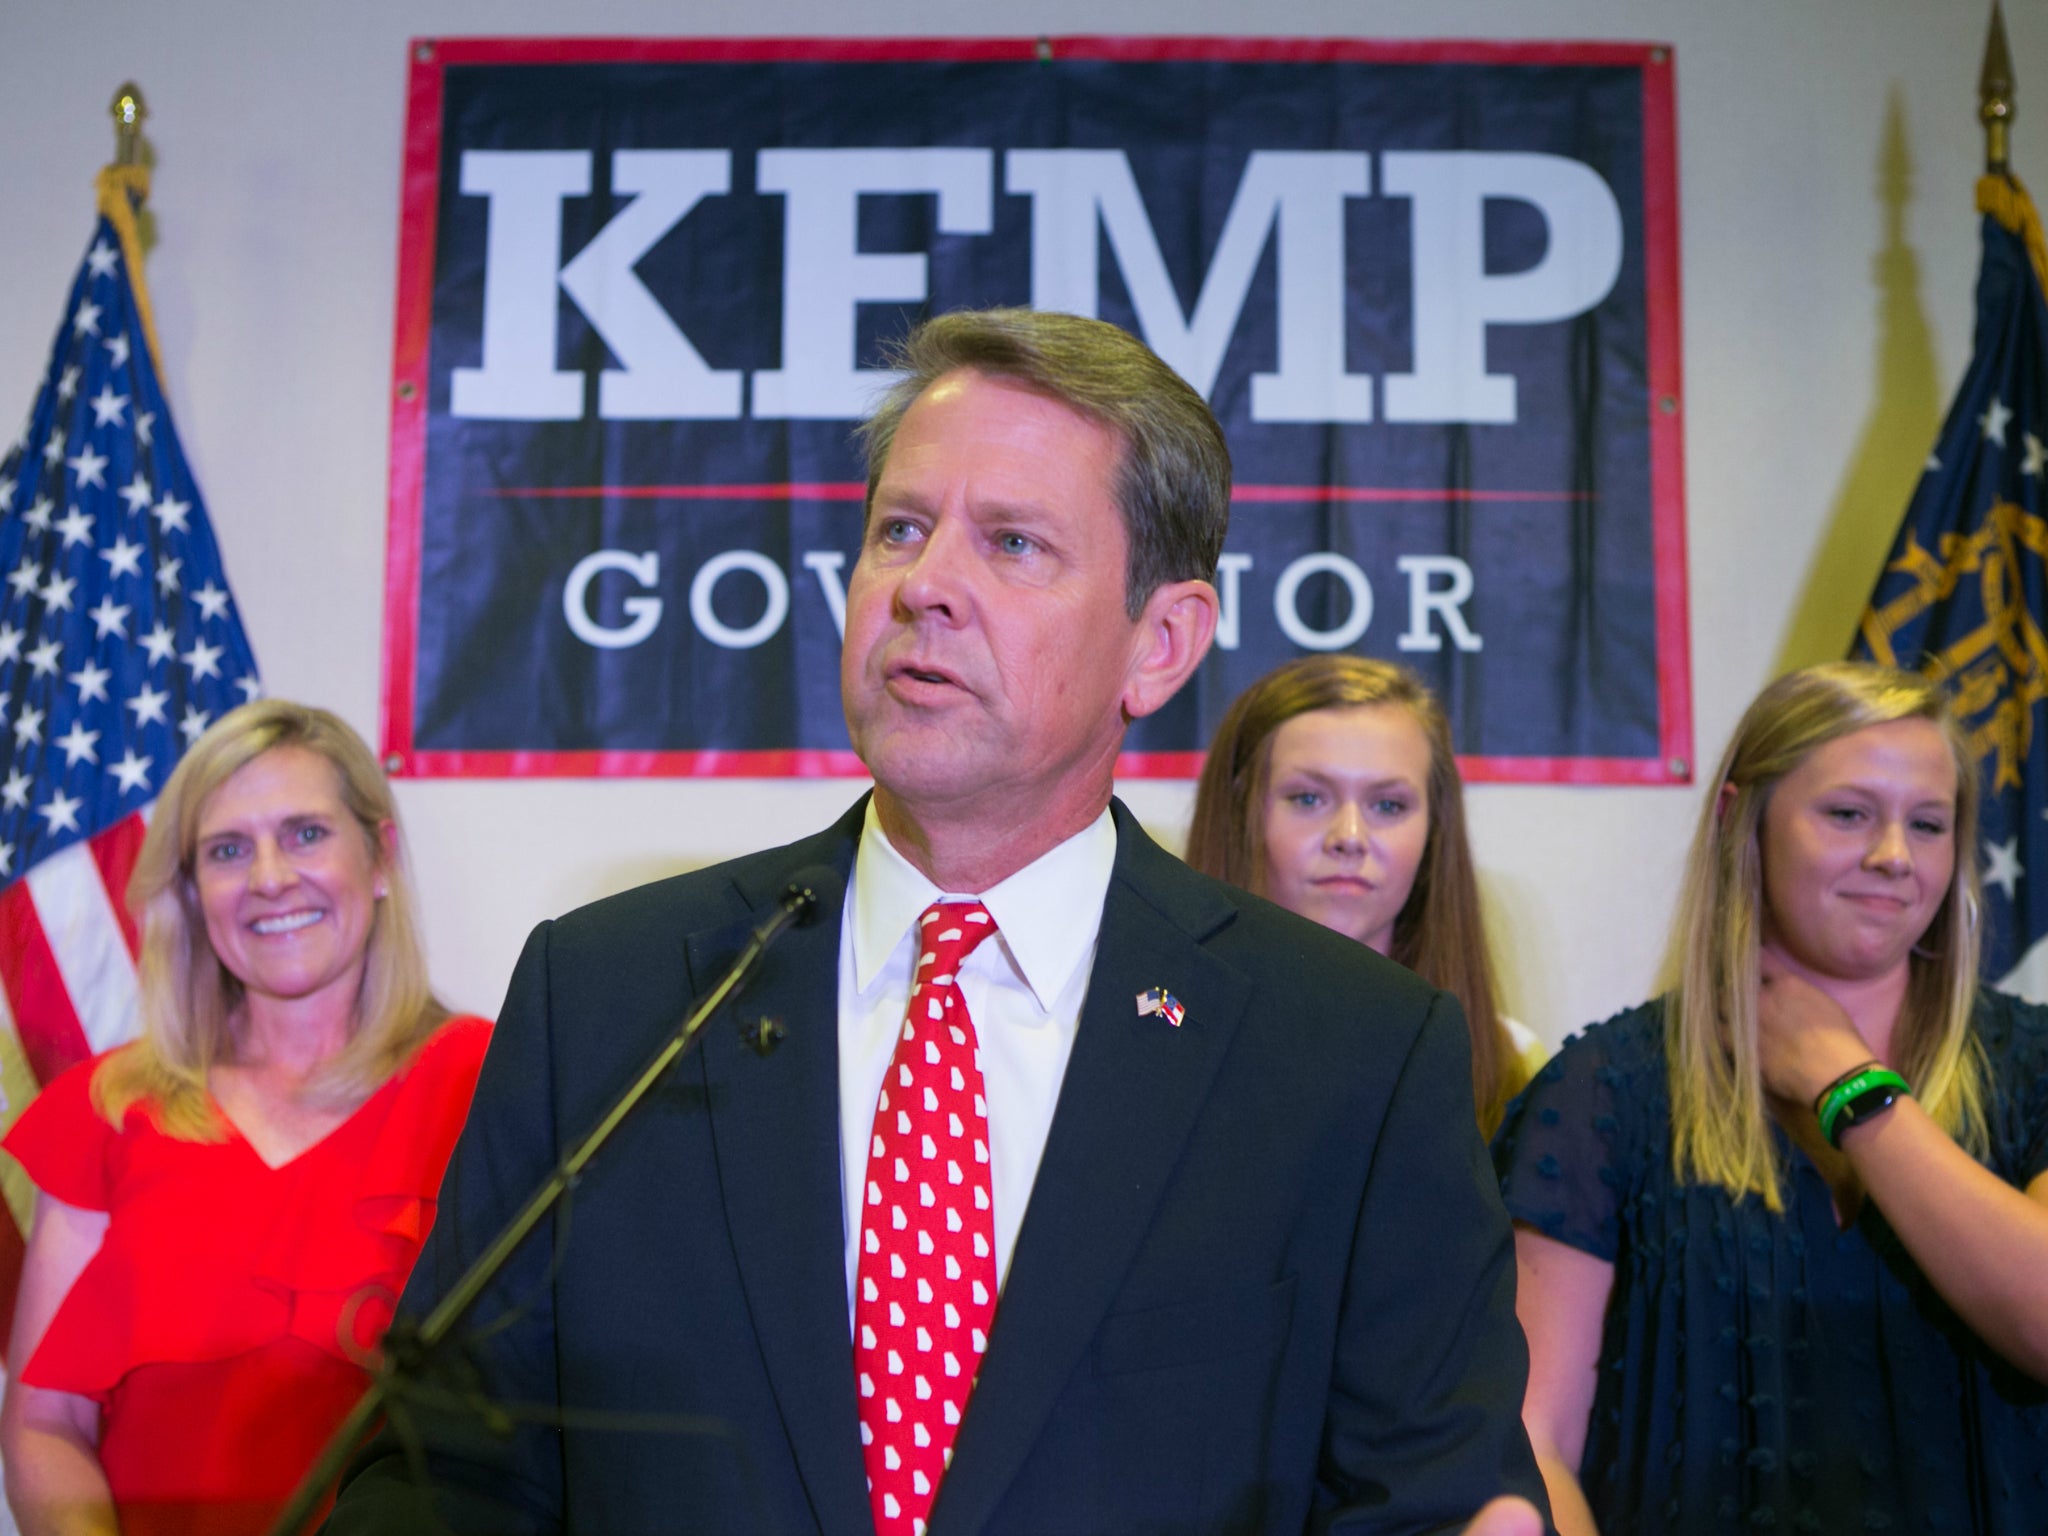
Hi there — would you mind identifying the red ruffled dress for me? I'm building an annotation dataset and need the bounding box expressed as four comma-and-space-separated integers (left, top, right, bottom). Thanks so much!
2, 1014, 491, 1536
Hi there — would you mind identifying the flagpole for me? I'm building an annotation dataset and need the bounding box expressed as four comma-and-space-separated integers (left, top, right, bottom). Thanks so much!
1983, 0, 2014, 177
95, 84, 165, 384
1974, 5, 2048, 300
110, 82, 146, 171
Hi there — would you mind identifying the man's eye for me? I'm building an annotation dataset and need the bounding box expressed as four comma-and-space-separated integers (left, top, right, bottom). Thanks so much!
997, 532, 1037, 557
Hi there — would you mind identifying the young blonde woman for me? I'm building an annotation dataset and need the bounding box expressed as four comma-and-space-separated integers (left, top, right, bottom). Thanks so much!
0, 701, 490, 1536
1187, 654, 1539, 1134
1499, 662, 2048, 1534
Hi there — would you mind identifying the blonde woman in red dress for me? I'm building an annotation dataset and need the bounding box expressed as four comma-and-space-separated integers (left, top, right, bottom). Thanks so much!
0, 701, 488, 1536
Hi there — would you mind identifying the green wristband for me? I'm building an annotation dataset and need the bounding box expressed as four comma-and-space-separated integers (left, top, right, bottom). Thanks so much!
1811, 1059, 1882, 1114
1816, 1066, 1911, 1148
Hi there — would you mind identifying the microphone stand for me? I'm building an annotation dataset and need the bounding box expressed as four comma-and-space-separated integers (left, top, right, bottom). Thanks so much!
266, 877, 824, 1536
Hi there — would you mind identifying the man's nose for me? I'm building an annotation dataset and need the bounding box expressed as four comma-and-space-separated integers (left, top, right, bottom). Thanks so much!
893, 518, 972, 621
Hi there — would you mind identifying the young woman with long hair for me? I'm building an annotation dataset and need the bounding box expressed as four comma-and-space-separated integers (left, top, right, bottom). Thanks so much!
1187, 654, 1538, 1133
1499, 662, 2048, 1534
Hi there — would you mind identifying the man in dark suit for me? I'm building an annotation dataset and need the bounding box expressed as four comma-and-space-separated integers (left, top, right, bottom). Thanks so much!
329, 310, 1548, 1535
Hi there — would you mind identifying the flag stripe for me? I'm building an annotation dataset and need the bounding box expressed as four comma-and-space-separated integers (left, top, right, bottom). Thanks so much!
27, 840, 140, 1058
88, 808, 147, 960
0, 882, 90, 1087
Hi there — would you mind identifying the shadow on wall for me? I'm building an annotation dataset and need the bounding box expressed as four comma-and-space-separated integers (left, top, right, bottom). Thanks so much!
1774, 84, 1946, 673
1477, 867, 1551, 1043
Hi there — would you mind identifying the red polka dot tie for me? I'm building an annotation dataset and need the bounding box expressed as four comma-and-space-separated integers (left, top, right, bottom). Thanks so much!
854, 901, 999, 1536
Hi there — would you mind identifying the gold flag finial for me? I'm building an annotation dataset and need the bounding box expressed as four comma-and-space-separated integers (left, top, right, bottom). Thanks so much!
109, 82, 147, 170
97, 84, 163, 373
1982, 2, 2015, 175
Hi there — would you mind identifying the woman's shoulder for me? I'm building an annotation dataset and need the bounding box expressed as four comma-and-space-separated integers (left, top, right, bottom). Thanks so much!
1532, 997, 1669, 1086
8, 1041, 155, 1138
15, 1049, 106, 1119
1498, 998, 1668, 1133
1499, 998, 1672, 1164
387, 1012, 492, 1094
3, 1043, 152, 1209
372, 1014, 492, 1144
411, 1012, 493, 1071
1970, 989, 2048, 1122
1493, 999, 1671, 1260
1974, 988, 2048, 1054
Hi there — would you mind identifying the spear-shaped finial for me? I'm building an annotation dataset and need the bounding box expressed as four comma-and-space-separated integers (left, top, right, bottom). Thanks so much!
1982, 1, 2015, 175
109, 82, 147, 169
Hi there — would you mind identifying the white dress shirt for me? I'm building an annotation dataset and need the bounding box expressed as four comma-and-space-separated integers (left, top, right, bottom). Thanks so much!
837, 801, 1114, 1327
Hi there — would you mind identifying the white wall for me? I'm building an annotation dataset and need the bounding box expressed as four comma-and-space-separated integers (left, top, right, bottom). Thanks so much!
2, 0, 2039, 1043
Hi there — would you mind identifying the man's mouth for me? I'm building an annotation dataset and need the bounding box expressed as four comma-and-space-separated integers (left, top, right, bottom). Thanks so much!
888, 659, 966, 691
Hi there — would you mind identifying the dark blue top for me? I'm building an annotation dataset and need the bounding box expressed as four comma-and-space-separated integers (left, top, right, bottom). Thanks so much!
1494, 992, 2048, 1534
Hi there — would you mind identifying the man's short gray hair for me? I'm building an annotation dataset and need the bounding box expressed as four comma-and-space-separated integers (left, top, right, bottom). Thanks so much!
857, 309, 1232, 618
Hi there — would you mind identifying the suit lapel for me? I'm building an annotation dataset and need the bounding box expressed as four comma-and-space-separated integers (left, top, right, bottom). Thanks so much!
934, 805, 1251, 1535
695, 808, 872, 1536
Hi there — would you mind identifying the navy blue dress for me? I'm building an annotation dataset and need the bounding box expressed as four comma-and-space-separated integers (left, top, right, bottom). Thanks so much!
1494, 993, 2048, 1533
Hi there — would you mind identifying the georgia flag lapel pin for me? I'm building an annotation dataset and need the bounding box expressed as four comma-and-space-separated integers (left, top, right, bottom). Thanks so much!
1135, 986, 1186, 1028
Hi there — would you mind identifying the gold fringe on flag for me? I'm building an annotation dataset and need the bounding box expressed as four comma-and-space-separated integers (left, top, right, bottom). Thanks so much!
1978, 173, 2048, 299
93, 161, 165, 381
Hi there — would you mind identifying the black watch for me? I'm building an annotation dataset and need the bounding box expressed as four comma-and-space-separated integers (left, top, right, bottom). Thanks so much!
1826, 1079, 1905, 1147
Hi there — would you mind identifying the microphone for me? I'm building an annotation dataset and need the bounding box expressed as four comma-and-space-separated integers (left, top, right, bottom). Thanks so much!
742, 866, 840, 1057
780, 864, 841, 929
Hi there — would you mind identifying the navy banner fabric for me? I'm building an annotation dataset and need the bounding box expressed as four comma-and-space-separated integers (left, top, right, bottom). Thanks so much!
383, 37, 1689, 781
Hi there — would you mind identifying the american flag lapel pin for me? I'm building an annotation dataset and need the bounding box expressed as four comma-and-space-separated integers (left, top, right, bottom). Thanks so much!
1135, 985, 1186, 1028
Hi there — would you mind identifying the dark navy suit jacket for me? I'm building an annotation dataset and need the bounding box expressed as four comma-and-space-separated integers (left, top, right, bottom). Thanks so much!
328, 799, 1547, 1535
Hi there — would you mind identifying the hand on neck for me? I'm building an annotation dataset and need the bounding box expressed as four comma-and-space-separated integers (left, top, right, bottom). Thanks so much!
1757, 938, 1908, 1066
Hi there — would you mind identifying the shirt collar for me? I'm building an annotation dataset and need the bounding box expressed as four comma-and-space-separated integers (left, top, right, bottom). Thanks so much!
850, 800, 1117, 1011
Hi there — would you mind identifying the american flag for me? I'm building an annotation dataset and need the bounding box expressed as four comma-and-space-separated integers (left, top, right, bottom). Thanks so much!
0, 179, 259, 1334
1135, 985, 1185, 1028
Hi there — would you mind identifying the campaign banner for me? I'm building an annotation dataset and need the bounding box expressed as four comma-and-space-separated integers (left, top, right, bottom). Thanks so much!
382, 37, 1689, 782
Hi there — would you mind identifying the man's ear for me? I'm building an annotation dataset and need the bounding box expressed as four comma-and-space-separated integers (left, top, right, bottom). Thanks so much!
1122, 578, 1219, 721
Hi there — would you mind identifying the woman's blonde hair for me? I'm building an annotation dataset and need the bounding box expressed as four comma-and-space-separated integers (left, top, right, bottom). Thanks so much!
94, 700, 450, 1139
1186, 655, 1528, 1133
1665, 661, 1985, 1208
